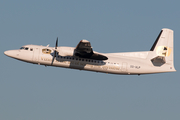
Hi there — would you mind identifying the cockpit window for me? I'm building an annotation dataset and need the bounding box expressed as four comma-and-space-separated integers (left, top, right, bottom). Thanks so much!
20, 47, 29, 50
25, 47, 29, 50
20, 47, 25, 49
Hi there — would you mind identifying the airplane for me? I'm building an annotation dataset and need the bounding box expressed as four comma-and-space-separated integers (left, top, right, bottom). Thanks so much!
4, 28, 176, 75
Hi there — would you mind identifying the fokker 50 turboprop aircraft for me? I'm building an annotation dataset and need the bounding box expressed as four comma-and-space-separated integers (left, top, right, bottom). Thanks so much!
4, 28, 176, 75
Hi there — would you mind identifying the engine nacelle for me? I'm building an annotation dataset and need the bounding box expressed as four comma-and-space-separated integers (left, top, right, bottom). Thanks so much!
57, 47, 74, 56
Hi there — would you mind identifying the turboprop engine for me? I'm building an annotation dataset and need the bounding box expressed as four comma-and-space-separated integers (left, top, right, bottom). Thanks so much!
57, 47, 75, 56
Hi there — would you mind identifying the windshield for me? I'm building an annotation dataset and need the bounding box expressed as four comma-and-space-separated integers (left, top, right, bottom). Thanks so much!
25, 47, 29, 50
20, 47, 29, 50
20, 47, 25, 49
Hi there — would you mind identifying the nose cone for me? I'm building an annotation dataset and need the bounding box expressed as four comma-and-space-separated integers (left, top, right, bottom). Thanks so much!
4, 51, 7, 56
4, 50, 10, 56
4, 50, 17, 58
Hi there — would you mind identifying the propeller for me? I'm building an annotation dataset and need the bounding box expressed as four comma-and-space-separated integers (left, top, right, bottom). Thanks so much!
51, 37, 58, 65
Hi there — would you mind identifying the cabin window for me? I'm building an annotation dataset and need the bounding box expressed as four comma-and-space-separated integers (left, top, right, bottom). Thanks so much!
30, 48, 33, 51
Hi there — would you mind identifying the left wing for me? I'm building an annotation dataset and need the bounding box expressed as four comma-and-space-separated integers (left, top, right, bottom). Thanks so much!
74, 40, 108, 60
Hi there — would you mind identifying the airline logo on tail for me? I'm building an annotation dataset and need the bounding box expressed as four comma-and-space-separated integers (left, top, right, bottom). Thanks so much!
156, 46, 171, 57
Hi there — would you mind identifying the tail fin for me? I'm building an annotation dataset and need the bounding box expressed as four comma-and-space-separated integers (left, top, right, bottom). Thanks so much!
149, 28, 176, 71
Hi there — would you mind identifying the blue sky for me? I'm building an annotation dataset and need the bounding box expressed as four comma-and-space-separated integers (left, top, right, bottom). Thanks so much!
1, 0, 180, 120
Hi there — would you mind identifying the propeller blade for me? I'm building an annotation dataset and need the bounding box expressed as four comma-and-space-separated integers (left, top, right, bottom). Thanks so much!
51, 51, 56, 65
51, 55, 55, 65
51, 37, 58, 65
55, 37, 58, 49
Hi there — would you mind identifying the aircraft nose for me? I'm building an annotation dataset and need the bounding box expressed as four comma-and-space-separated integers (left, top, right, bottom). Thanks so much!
4, 50, 9, 56
4, 51, 7, 55
4, 50, 17, 58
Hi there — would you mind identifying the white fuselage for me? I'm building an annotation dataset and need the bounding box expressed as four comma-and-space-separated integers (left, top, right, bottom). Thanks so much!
4, 29, 176, 75
4, 44, 175, 75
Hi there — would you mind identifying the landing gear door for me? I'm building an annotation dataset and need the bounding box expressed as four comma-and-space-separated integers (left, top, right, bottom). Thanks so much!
33, 48, 40, 62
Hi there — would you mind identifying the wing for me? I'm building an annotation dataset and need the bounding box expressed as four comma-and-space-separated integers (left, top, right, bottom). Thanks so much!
74, 40, 108, 60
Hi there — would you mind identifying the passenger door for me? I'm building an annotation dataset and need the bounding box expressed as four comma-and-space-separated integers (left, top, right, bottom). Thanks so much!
122, 62, 127, 72
33, 48, 40, 62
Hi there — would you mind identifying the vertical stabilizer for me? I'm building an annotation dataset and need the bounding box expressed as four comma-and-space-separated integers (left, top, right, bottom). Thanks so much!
149, 28, 176, 71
